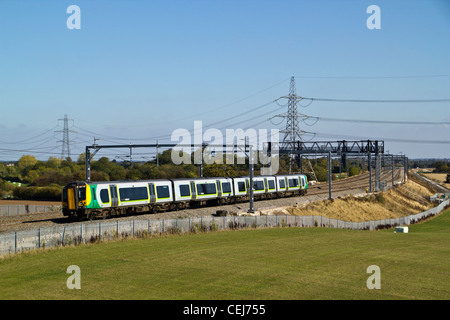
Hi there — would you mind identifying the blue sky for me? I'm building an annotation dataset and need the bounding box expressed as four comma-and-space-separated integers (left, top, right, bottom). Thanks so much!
0, 0, 449, 161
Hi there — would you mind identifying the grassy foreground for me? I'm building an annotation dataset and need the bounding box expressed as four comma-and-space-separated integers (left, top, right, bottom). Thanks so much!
1, 210, 450, 300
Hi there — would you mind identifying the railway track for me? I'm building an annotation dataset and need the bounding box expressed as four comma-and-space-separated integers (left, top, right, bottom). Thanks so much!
308, 168, 404, 196
0, 169, 405, 234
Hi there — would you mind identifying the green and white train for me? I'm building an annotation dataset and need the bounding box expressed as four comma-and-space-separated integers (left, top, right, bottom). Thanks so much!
62, 174, 308, 220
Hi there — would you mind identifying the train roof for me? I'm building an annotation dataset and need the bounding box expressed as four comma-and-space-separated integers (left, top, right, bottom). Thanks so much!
67, 173, 307, 187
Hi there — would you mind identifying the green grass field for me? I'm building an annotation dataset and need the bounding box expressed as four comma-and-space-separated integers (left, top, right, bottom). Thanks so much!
1, 209, 450, 300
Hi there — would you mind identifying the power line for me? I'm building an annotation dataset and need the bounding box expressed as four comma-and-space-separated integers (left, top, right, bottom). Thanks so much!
0, 126, 58, 144
293, 74, 450, 79
165, 77, 289, 124
73, 99, 283, 143
0, 146, 61, 155
298, 97, 450, 103
305, 131, 450, 144
313, 117, 450, 125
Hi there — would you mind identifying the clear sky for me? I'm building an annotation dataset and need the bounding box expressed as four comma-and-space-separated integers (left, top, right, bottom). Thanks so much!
0, 0, 449, 161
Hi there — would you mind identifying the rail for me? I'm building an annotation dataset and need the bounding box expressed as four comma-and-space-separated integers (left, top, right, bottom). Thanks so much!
411, 172, 450, 193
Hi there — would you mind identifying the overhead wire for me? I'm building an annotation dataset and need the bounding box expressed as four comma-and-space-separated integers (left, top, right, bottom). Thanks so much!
299, 97, 450, 103
0, 126, 59, 144
293, 74, 450, 79
74, 99, 284, 144
310, 116, 450, 126
4, 75, 449, 159
162, 77, 290, 124
304, 131, 450, 144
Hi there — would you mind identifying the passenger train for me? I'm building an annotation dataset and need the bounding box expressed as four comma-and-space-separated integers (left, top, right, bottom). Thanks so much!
62, 174, 308, 220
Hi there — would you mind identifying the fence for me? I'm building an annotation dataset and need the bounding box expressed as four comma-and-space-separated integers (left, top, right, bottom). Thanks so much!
1, 198, 448, 257
430, 193, 450, 202
0, 205, 61, 216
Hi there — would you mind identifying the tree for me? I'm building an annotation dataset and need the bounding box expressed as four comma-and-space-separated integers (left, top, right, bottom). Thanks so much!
348, 165, 362, 177
203, 163, 236, 177
17, 155, 38, 175
47, 156, 62, 169
0, 163, 6, 178
312, 165, 327, 182
159, 149, 174, 165
77, 153, 86, 165
91, 157, 126, 181
139, 163, 159, 179
126, 165, 143, 180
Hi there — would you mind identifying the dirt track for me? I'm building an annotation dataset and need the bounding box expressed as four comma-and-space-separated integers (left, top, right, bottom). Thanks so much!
0, 200, 60, 206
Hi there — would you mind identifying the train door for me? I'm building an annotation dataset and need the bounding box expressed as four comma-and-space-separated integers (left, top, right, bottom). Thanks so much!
264, 178, 268, 193
190, 181, 197, 200
148, 183, 156, 203
216, 180, 222, 197
67, 186, 76, 210
109, 185, 118, 207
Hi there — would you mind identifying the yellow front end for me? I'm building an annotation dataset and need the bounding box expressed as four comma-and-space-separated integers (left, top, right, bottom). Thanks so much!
62, 182, 90, 217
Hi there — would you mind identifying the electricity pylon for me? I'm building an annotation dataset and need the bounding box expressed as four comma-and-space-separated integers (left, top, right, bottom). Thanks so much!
56, 114, 76, 160
273, 77, 318, 181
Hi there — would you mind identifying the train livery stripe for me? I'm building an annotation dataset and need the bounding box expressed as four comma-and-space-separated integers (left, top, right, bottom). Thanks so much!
88, 184, 102, 209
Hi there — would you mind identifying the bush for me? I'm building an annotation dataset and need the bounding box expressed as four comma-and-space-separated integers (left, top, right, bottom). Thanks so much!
375, 193, 386, 204
13, 186, 61, 201
313, 165, 327, 182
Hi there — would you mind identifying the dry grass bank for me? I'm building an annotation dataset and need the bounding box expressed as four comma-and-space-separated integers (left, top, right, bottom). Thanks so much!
422, 173, 447, 182
422, 173, 450, 190
286, 179, 436, 222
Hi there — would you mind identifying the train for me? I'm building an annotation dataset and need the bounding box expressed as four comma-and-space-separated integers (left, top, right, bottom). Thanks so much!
62, 174, 308, 220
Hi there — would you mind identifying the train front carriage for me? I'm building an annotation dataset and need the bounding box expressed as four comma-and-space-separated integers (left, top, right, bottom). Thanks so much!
62, 181, 91, 218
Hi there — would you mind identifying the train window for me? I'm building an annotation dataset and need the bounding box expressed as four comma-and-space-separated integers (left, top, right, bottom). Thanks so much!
100, 189, 109, 203
222, 182, 231, 193
204, 183, 216, 195
119, 187, 149, 201
179, 184, 190, 197
196, 184, 205, 195
268, 180, 275, 190
238, 181, 246, 192
78, 187, 86, 200
279, 179, 285, 189
156, 185, 170, 199
254, 181, 264, 191
289, 178, 299, 188
197, 183, 216, 195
